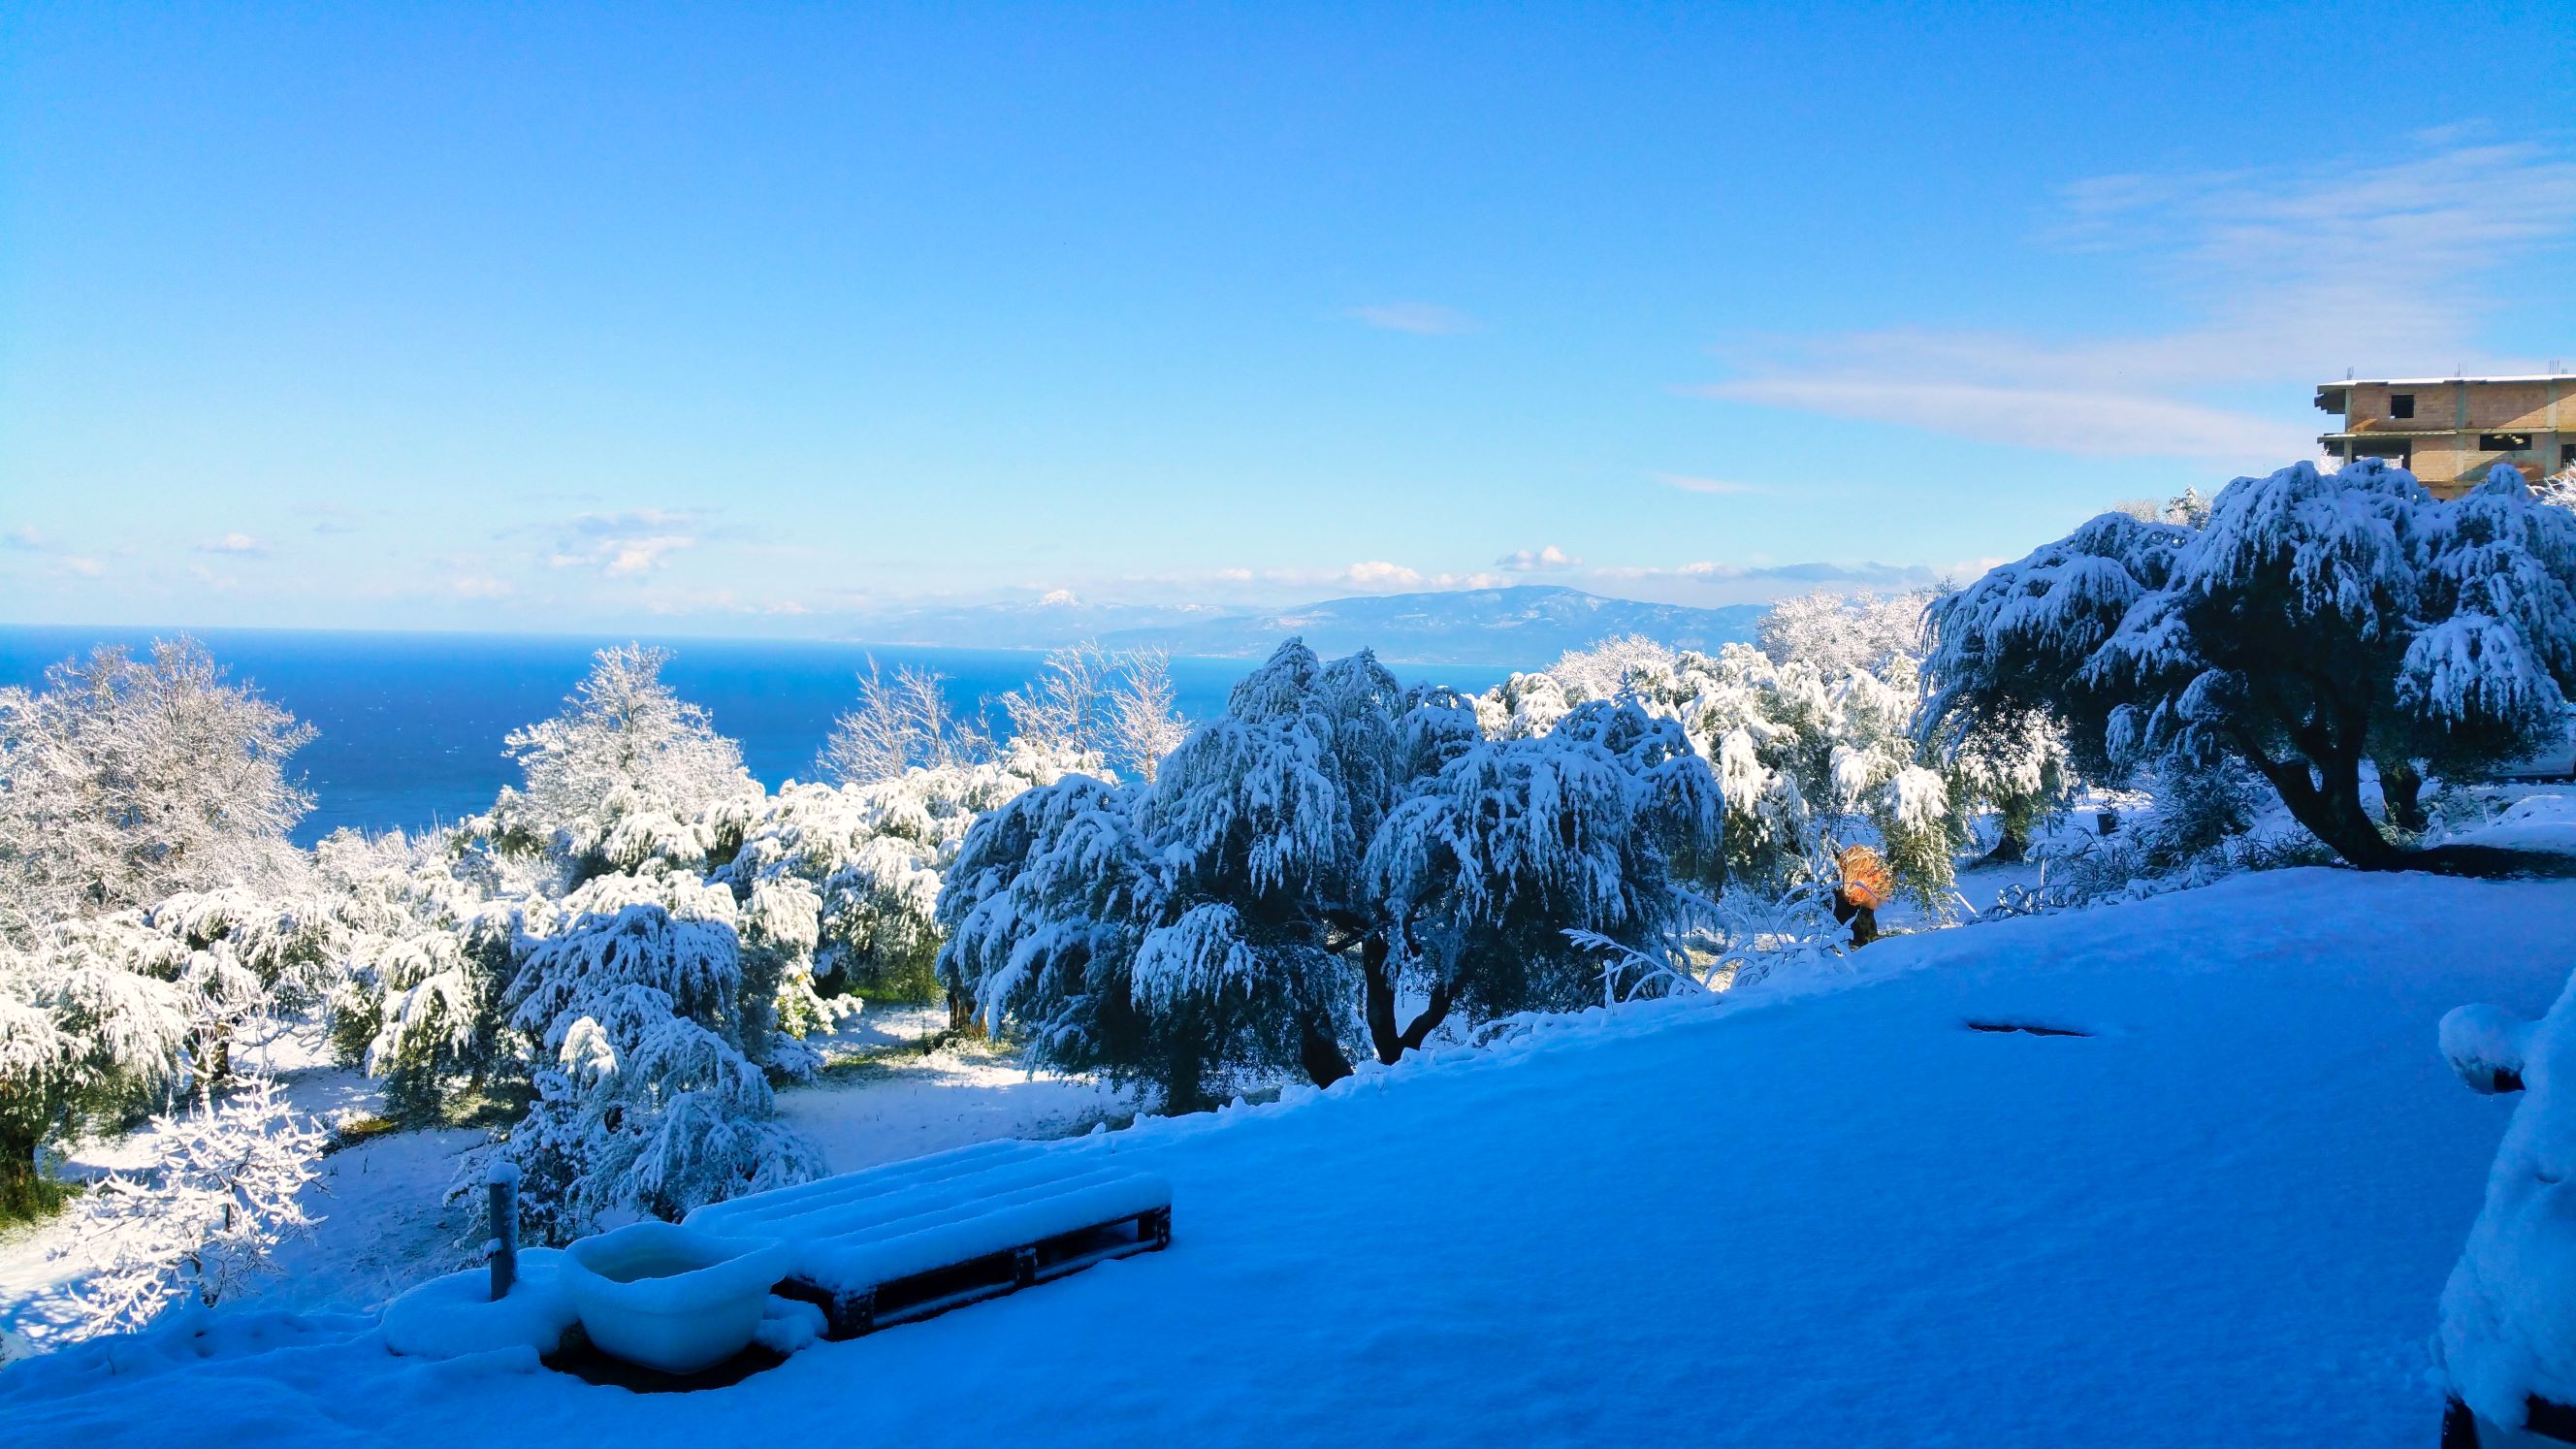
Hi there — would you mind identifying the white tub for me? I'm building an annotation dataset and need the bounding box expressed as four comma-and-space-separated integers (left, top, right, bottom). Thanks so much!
562, 1221, 791, 1375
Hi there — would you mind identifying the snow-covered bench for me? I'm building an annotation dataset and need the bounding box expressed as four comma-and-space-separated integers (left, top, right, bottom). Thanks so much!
685, 1140, 1172, 1338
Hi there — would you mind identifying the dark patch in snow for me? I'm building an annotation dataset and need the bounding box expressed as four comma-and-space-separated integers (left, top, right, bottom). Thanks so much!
1964, 1020, 2092, 1038
543, 1325, 788, 1392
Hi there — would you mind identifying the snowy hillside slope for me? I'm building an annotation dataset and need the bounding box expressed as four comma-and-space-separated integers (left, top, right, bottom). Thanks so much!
6, 844, 2573, 1447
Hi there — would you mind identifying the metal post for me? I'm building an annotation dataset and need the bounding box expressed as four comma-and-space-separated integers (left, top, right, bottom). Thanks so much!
487, 1161, 520, 1303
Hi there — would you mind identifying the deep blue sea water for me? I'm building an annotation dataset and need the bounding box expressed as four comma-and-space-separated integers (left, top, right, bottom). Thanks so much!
0, 628, 1508, 846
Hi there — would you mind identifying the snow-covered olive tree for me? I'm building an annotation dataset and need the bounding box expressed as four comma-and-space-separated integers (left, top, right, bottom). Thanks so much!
481, 645, 757, 879
1479, 605, 1980, 910
0, 637, 328, 1227
0, 638, 313, 948
1924, 461, 2576, 870
719, 741, 1078, 1007
938, 640, 1723, 1111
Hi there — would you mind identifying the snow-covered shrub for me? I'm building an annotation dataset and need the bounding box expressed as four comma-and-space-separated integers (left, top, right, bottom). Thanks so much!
50, 1075, 324, 1334
0, 637, 313, 949
939, 639, 1725, 1111
473, 872, 821, 1241
1925, 461, 2576, 869
2437, 975, 2576, 1425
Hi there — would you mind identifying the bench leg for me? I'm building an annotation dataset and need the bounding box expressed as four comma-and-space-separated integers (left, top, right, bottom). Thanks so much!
831, 1287, 877, 1338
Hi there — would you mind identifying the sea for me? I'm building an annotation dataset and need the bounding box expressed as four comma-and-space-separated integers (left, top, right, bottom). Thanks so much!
0, 627, 1511, 846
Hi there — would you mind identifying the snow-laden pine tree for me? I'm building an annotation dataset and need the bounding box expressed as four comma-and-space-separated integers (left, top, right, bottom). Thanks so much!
938, 640, 1723, 1111
1923, 460, 2576, 869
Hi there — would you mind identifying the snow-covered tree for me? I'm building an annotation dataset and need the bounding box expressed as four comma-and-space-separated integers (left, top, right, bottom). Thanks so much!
0, 886, 334, 1217
719, 742, 1077, 1009
1001, 642, 1192, 782
1105, 649, 1190, 783
1756, 589, 1929, 679
0, 638, 313, 948
313, 828, 521, 1120
482, 645, 756, 878
52, 1075, 324, 1333
1, 923, 189, 1215
473, 867, 821, 1241
1480, 605, 1973, 910
1924, 460, 2576, 869
939, 640, 1724, 1111
1366, 699, 1723, 1030
818, 661, 986, 786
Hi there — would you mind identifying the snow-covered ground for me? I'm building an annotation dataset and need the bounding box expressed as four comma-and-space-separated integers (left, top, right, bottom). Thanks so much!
0, 1004, 1136, 1354
8, 802, 2573, 1445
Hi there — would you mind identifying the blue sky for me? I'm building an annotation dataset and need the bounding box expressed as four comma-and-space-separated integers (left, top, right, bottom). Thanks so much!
5, 2, 2573, 636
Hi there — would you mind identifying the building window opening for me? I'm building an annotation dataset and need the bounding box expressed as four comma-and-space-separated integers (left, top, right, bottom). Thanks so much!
2479, 434, 2532, 452
2390, 393, 2416, 419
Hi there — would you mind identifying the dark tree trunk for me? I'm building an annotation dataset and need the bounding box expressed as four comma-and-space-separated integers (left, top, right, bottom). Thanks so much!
2244, 739, 2403, 870
0, 1126, 52, 1221
1298, 1018, 1353, 1088
2380, 760, 2430, 835
1393, 983, 1454, 1056
1359, 933, 1456, 1065
1360, 934, 1401, 1065
1978, 825, 2028, 866
946, 989, 982, 1037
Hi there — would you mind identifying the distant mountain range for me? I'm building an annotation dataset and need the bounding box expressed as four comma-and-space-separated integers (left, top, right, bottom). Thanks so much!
853, 586, 1765, 669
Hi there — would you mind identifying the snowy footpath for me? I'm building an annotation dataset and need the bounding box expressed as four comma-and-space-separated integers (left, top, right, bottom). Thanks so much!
5, 852, 2571, 1446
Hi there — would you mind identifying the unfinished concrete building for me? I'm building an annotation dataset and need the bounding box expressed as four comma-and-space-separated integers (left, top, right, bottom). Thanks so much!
2315, 373, 2576, 499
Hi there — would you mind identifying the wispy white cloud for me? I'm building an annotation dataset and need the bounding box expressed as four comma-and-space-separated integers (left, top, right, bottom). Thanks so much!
1342, 560, 1422, 587
1348, 302, 1478, 336
1653, 473, 1768, 496
1497, 544, 1579, 572
5, 525, 45, 550
1693, 141, 2576, 461
1590, 559, 1940, 591
545, 509, 700, 576
451, 575, 513, 599
195, 531, 270, 557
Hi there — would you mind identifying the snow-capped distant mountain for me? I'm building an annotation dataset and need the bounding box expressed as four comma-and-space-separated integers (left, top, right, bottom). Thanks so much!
853, 586, 1764, 668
